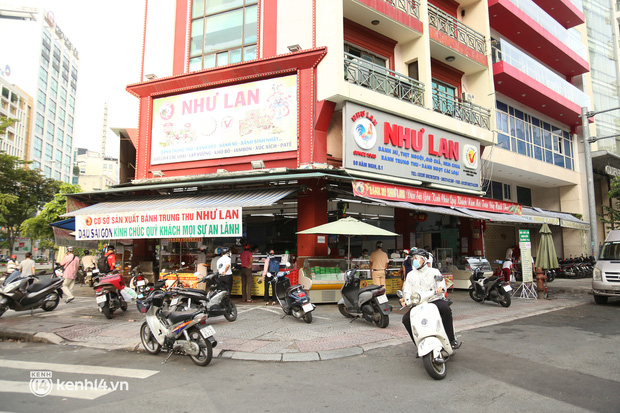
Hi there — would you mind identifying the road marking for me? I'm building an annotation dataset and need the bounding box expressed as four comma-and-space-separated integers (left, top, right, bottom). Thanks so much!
0, 379, 114, 400
0, 359, 159, 379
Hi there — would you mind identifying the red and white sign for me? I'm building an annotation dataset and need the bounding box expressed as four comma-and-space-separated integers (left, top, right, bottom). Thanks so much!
352, 180, 522, 215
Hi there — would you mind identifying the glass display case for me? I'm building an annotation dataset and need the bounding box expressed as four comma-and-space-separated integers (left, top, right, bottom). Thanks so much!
159, 238, 203, 272
299, 258, 348, 303
449, 256, 493, 289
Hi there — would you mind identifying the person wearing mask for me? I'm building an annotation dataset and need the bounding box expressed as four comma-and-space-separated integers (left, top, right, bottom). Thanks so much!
18, 252, 35, 277
216, 247, 233, 292
400, 249, 460, 350
369, 241, 388, 287
60, 246, 79, 303
239, 243, 254, 302
261, 250, 279, 305
6, 255, 18, 274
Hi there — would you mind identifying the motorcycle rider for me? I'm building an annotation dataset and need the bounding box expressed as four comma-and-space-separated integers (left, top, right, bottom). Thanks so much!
399, 248, 461, 350
81, 250, 97, 285
6, 255, 18, 274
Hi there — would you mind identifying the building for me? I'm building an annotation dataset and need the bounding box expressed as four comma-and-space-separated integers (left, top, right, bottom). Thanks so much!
74, 148, 118, 192
64, 0, 593, 296
0, 3, 79, 182
0, 76, 33, 159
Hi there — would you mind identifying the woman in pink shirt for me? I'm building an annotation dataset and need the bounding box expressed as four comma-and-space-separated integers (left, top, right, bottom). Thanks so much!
59, 246, 79, 303
239, 243, 253, 302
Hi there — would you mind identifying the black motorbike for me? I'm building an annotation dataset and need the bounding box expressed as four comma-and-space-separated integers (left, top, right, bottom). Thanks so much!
337, 269, 392, 328
0, 269, 64, 317
469, 266, 511, 307
168, 271, 237, 322
270, 265, 315, 323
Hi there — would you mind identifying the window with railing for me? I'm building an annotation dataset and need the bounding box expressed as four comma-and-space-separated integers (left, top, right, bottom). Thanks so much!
428, 4, 486, 54
189, 0, 258, 71
495, 100, 574, 170
343, 52, 424, 107
379, 0, 420, 19
431, 83, 491, 129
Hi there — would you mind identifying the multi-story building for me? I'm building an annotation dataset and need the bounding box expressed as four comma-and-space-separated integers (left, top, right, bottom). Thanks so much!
66, 1, 593, 296
0, 76, 33, 159
74, 148, 118, 192
0, 4, 79, 182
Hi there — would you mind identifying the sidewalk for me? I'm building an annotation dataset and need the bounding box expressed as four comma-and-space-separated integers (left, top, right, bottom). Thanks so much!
0, 278, 593, 362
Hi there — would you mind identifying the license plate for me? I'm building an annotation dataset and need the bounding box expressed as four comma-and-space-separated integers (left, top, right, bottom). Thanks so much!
96, 295, 107, 304
503, 285, 512, 292
302, 303, 313, 313
200, 325, 215, 338
376, 294, 388, 304
137, 294, 144, 299
137, 280, 145, 286
170, 297, 179, 306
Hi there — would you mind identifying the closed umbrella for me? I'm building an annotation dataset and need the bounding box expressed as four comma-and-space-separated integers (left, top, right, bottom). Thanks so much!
297, 217, 398, 267
535, 223, 559, 270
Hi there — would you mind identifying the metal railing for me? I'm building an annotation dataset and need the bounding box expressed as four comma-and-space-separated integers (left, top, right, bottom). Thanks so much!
428, 4, 486, 55
432, 87, 491, 130
344, 52, 425, 107
380, 0, 420, 20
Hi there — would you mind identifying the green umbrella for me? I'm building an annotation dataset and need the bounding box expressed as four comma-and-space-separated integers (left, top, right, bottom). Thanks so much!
297, 217, 398, 268
535, 223, 559, 270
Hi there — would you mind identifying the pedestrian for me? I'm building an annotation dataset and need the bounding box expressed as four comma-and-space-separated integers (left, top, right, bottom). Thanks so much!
400, 249, 412, 280
210, 248, 222, 273
240, 243, 254, 302
502, 257, 513, 283
390, 249, 401, 259
369, 241, 388, 287
261, 249, 279, 305
59, 246, 79, 303
6, 254, 18, 274
216, 247, 233, 292
18, 252, 35, 277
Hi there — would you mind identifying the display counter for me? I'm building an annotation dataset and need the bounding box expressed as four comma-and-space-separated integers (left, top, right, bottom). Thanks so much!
350, 257, 404, 295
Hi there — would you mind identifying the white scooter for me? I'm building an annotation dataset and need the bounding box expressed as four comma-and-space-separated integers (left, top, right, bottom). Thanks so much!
398, 282, 454, 380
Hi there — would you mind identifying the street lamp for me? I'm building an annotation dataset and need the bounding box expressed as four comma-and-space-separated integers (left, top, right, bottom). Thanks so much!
581, 106, 620, 257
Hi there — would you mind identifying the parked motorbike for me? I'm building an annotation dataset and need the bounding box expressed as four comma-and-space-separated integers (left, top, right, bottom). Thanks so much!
137, 289, 217, 366
129, 265, 152, 299
337, 269, 392, 328
169, 271, 237, 322
94, 272, 128, 319
397, 286, 454, 380
0, 268, 64, 318
269, 263, 315, 323
85, 266, 100, 287
468, 266, 512, 307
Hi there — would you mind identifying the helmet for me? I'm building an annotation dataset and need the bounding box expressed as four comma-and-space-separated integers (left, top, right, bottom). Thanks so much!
67, 246, 74, 252
107, 245, 115, 251
268, 249, 275, 256
403, 249, 409, 255
221, 247, 230, 255
10, 254, 16, 260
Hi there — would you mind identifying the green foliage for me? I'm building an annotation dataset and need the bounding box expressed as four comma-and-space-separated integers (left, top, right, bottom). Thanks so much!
600, 176, 620, 232
21, 182, 82, 249
0, 116, 18, 134
0, 153, 60, 254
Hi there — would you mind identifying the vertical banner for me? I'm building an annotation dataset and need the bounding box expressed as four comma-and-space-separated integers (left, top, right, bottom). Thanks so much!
519, 229, 533, 283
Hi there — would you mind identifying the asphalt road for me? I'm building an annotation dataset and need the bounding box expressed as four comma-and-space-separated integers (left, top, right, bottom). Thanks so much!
0, 300, 618, 413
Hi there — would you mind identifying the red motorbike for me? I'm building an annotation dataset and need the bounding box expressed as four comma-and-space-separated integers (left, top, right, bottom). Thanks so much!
94, 272, 127, 319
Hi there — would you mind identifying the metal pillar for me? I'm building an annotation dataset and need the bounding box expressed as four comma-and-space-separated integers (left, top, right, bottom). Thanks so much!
581, 107, 599, 257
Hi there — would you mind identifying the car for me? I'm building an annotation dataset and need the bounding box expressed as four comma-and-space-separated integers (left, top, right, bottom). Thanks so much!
592, 230, 620, 304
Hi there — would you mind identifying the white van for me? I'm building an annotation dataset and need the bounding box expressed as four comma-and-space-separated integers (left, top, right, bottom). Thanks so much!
593, 230, 620, 304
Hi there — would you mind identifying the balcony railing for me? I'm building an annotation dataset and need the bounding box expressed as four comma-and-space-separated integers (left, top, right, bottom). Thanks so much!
379, 0, 420, 20
428, 4, 486, 55
344, 52, 424, 107
432, 88, 491, 130
492, 38, 590, 108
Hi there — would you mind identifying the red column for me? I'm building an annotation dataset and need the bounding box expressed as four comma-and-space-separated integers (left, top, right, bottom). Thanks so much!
297, 67, 315, 166
297, 179, 328, 258
136, 96, 152, 179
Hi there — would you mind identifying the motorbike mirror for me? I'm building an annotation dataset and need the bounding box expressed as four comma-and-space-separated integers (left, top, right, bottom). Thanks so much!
434, 274, 444, 282
396, 290, 404, 298
285, 262, 291, 268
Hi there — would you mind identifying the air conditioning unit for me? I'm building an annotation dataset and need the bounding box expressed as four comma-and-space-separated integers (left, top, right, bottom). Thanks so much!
461, 92, 474, 102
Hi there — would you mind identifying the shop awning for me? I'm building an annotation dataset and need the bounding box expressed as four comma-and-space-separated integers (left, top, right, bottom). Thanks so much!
49, 218, 75, 230
372, 199, 475, 218
63, 188, 296, 217
521, 207, 560, 225
521, 207, 588, 229
456, 208, 534, 224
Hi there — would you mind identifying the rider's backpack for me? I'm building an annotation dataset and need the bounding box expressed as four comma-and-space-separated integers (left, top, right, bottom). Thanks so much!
268, 256, 280, 273
97, 254, 111, 273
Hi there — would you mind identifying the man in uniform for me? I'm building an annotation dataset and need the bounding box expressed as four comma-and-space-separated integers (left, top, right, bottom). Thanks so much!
369, 241, 388, 287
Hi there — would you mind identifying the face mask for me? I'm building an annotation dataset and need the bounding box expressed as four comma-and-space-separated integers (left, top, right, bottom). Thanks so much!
412, 258, 423, 269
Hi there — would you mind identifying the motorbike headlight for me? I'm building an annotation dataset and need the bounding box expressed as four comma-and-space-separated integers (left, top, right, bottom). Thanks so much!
593, 268, 602, 281
410, 292, 421, 305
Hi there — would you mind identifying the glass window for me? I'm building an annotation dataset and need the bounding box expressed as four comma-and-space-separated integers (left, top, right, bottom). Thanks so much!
497, 133, 510, 149
45, 143, 53, 161
517, 186, 532, 206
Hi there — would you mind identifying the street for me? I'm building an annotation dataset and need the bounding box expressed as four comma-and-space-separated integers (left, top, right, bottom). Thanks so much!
0, 300, 618, 413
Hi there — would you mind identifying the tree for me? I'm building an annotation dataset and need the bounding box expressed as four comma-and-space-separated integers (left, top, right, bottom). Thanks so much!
21, 182, 82, 251
600, 176, 620, 232
0, 154, 59, 255
0, 115, 18, 135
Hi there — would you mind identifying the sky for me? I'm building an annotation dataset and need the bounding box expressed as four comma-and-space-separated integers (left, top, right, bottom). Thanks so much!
4, 0, 146, 158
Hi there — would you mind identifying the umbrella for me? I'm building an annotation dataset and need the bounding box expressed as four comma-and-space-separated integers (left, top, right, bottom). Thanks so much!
297, 217, 398, 267
535, 223, 559, 270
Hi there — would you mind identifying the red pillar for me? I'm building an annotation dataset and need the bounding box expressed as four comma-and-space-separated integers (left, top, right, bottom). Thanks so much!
297, 179, 328, 258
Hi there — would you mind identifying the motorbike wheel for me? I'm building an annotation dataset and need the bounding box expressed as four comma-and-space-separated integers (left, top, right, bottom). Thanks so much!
140, 322, 161, 355
302, 311, 313, 324
374, 311, 389, 328
468, 288, 483, 303
423, 353, 447, 380
102, 304, 114, 319
120, 299, 128, 312
223, 299, 237, 322
188, 327, 213, 366
338, 303, 353, 318
546, 270, 555, 283
0, 307, 5, 318
498, 289, 511, 307
42, 293, 60, 311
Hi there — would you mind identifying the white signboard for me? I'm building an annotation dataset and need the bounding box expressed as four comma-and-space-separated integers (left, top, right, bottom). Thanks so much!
151, 75, 298, 165
75, 207, 242, 240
